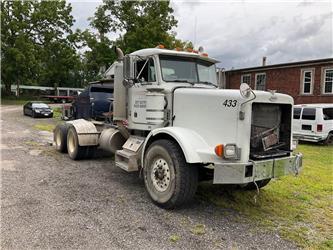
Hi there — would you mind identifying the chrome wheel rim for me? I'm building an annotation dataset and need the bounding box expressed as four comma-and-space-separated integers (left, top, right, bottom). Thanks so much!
67, 131, 75, 154
151, 158, 171, 192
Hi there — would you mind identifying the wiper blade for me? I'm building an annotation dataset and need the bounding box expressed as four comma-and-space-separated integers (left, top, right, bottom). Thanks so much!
172, 80, 194, 85
196, 81, 217, 87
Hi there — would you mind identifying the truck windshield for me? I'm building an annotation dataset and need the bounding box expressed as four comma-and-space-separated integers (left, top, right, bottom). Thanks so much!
90, 87, 113, 100
159, 55, 217, 85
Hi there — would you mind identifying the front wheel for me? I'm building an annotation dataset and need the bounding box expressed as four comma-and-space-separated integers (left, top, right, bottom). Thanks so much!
143, 139, 198, 209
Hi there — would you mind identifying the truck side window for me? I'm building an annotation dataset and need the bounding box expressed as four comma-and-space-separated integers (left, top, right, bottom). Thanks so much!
301, 108, 316, 120
293, 108, 301, 119
136, 58, 156, 82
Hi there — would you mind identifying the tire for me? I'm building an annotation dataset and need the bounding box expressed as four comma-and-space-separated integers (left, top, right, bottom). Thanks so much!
143, 139, 198, 209
85, 146, 97, 159
32, 111, 36, 118
324, 133, 333, 145
54, 124, 69, 153
66, 126, 87, 160
241, 179, 271, 190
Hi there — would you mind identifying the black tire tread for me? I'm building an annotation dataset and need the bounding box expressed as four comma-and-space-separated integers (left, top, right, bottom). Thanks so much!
67, 126, 87, 160
54, 123, 69, 153
146, 139, 198, 209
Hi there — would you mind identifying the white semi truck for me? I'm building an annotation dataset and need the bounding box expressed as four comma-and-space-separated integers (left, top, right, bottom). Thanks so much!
54, 46, 302, 208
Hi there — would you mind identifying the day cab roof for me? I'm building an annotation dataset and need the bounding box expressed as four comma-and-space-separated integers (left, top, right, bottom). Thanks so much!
294, 103, 333, 108
130, 48, 219, 64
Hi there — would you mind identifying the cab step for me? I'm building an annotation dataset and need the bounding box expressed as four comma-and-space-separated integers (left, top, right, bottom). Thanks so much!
115, 136, 145, 172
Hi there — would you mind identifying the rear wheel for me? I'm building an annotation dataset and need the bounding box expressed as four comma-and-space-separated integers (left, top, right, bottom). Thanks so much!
324, 132, 333, 145
54, 124, 69, 153
67, 126, 87, 160
85, 146, 97, 159
143, 139, 198, 208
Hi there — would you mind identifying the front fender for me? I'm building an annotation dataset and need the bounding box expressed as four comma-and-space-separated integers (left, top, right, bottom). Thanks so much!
141, 127, 215, 166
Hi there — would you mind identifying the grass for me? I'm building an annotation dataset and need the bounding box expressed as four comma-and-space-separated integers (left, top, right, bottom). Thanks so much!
198, 144, 333, 249
169, 234, 181, 243
190, 224, 206, 235
1, 95, 49, 105
34, 123, 56, 132
52, 107, 62, 120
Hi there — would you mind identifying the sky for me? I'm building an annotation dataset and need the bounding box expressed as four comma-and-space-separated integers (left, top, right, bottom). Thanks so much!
68, 0, 333, 69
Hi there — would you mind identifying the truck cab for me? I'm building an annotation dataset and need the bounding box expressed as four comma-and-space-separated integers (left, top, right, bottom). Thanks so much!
54, 46, 302, 208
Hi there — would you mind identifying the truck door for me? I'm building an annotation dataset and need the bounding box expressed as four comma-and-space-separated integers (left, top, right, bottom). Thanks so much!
300, 108, 316, 134
129, 57, 156, 124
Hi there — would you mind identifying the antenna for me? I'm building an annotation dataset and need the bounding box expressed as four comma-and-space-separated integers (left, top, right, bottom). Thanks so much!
194, 16, 197, 47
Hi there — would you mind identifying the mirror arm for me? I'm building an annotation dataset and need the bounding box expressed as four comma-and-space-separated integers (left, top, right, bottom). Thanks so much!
239, 90, 256, 120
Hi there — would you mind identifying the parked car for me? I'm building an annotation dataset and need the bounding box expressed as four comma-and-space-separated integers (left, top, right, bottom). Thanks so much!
293, 103, 333, 144
23, 102, 53, 118
71, 82, 114, 120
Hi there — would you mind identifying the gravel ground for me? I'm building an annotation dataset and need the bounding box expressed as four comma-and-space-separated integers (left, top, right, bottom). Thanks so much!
0, 105, 298, 249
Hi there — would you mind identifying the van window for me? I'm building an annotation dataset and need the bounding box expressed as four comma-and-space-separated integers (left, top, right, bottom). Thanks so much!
293, 108, 301, 119
323, 108, 333, 120
301, 108, 316, 120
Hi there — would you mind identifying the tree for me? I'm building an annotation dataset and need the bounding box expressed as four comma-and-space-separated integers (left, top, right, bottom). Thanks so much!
1, 0, 82, 95
79, 30, 116, 83
91, 0, 191, 54
1, 1, 38, 95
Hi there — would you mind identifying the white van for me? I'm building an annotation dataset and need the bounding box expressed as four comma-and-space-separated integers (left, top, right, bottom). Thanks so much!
293, 104, 333, 144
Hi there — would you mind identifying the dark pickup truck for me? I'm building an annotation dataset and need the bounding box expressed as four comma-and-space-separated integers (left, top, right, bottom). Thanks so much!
64, 82, 114, 121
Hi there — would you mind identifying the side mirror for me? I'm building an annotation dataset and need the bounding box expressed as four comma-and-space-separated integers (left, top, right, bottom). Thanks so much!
240, 83, 252, 98
123, 55, 135, 80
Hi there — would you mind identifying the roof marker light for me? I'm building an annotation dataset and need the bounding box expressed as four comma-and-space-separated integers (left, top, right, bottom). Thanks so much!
156, 44, 165, 49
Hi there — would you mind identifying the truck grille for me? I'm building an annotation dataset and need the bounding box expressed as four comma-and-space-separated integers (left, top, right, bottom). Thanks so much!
250, 103, 292, 160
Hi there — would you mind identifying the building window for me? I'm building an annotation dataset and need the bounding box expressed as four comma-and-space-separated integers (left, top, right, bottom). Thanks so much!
255, 73, 266, 90
323, 68, 333, 94
241, 74, 251, 85
301, 69, 313, 94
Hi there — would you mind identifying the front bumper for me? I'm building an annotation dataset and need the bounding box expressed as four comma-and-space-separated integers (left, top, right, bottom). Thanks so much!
213, 153, 302, 184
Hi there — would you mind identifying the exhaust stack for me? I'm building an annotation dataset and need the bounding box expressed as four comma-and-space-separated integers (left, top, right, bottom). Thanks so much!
115, 47, 124, 61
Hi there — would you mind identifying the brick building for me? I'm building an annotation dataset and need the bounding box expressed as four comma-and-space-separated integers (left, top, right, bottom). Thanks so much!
224, 58, 333, 104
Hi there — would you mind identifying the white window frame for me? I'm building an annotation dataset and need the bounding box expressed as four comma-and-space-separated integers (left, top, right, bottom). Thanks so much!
300, 68, 314, 95
321, 67, 333, 95
241, 74, 251, 85
255, 73, 266, 90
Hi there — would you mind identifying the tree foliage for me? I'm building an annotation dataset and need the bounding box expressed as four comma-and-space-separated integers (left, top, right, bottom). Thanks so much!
91, 0, 191, 53
1, 0, 82, 95
1, 0, 192, 95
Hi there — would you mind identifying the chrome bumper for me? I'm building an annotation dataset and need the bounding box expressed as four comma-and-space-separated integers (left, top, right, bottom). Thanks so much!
213, 153, 303, 184
293, 133, 326, 142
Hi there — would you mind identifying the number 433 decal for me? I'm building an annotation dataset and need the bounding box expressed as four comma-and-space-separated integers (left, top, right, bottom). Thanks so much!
223, 99, 237, 107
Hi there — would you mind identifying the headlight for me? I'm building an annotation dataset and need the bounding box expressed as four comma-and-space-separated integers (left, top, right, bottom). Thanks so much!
50, 110, 53, 113
35, 110, 41, 113
292, 139, 298, 150
224, 144, 241, 160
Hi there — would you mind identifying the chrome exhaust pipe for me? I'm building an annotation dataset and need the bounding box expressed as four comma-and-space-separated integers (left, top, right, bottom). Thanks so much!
115, 47, 124, 61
